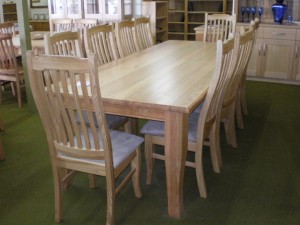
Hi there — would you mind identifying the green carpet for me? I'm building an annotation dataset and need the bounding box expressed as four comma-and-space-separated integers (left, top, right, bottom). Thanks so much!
1, 81, 300, 225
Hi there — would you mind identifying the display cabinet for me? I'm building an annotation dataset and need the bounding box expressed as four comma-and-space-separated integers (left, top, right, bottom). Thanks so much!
48, 0, 134, 22
142, 1, 168, 43
2, 2, 17, 22
168, 0, 233, 40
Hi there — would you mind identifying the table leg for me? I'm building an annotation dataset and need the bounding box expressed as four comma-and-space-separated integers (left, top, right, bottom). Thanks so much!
164, 111, 188, 218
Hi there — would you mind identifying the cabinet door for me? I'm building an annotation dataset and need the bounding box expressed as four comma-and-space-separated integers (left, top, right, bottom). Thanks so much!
83, 0, 102, 19
259, 39, 294, 80
49, 0, 83, 19
246, 38, 262, 77
292, 41, 300, 81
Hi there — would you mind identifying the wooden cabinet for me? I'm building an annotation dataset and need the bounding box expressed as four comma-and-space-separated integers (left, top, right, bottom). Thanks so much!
292, 31, 300, 81
143, 1, 168, 44
2, 2, 17, 22
30, 20, 50, 31
168, 0, 233, 40
243, 23, 300, 84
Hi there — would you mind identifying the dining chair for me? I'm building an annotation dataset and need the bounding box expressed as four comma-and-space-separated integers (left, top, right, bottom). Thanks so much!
26, 51, 144, 225
84, 24, 120, 65
0, 34, 24, 108
133, 17, 154, 50
44, 31, 84, 57
50, 18, 73, 34
236, 19, 260, 129
203, 13, 236, 43
220, 25, 255, 148
0, 22, 15, 35
140, 37, 238, 198
73, 18, 98, 56
73, 18, 98, 30
115, 20, 139, 58
0, 117, 4, 160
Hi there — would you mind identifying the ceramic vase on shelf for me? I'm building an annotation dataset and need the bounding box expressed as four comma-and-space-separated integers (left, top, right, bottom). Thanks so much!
272, 0, 287, 24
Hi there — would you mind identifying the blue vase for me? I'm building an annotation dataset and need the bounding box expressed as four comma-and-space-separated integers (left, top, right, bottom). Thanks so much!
272, 0, 287, 24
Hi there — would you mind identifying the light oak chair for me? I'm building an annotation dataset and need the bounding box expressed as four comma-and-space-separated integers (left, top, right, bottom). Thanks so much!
0, 34, 24, 108
50, 18, 73, 34
73, 18, 98, 30
140, 37, 238, 198
0, 117, 5, 160
44, 31, 84, 57
0, 22, 15, 35
221, 25, 256, 148
26, 51, 144, 225
203, 13, 236, 43
236, 19, 260, 129
115, 20, 139, 57
84, 24, 120, 65
133, 17, 154, 50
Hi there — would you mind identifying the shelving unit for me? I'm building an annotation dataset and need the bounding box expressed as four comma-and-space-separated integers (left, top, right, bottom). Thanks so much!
168, 0, 233, 40
143, 1, 168, 43
2, 2, 17, 22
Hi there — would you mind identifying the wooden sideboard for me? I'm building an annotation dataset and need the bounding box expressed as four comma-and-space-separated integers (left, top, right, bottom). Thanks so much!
29, 20, 49, 31
239, 22, 300, 84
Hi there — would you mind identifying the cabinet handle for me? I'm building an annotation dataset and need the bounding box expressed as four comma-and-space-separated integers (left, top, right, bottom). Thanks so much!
258, 44, 261, 56
272, 32, 286, 36
263, 44, 267, 56
296, 46, 298, 59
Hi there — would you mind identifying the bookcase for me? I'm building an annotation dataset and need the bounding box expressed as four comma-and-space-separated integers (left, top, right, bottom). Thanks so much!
168, 0, 233, 40
142, 1, 168, 43
2, 2, 17, 22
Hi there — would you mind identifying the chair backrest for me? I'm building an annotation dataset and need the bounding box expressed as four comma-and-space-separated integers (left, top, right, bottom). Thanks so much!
0, 22, 15, 35
0, 34, 19, 74
223, 26, 255, 108
197, 36, 238, 140
203, 13, 236, 43
133, 17, 154, 50
26, 51, 114, 170
115, 20, 139, 57
73, 19, 98, 31
44, 31, 84, 57
50, 19, 73, 34
84, 24, 119, 66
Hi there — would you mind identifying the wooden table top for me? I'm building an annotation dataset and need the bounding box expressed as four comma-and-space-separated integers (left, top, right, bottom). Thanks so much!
98, 40, 216, 118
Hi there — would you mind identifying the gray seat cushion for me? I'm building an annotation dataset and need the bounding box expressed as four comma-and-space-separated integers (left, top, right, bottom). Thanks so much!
57, 130, 144, 168
140, 112, 200, 143
76, 111, 128, 129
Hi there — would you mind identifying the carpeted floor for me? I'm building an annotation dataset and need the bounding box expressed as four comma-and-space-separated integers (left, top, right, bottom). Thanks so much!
0, 80, 300, 225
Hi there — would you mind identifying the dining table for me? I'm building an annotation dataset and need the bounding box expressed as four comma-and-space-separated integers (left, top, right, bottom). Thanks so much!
98, 40, 217, 219
12, 31, 47, 55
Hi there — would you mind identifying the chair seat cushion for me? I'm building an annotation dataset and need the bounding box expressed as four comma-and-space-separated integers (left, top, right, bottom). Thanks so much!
192, 101, 204, 114
76, 111, 128, 129
140, 112, 200, 143
58, 129, 144, 168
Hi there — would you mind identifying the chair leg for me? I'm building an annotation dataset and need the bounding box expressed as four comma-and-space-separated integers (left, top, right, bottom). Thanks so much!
240, 74, 248, 115
10, 82, 16, 96
223, 115, 237, 148
209, 121, 222, 172
15, 81, 22, 109
235, 90, 245, 129
144, 135, 155, 185
88, 174, 96, 189
54, 167, 64, 223
131, 147, 142, 198
195, 144, 207, 198
106, 179, 115, 225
